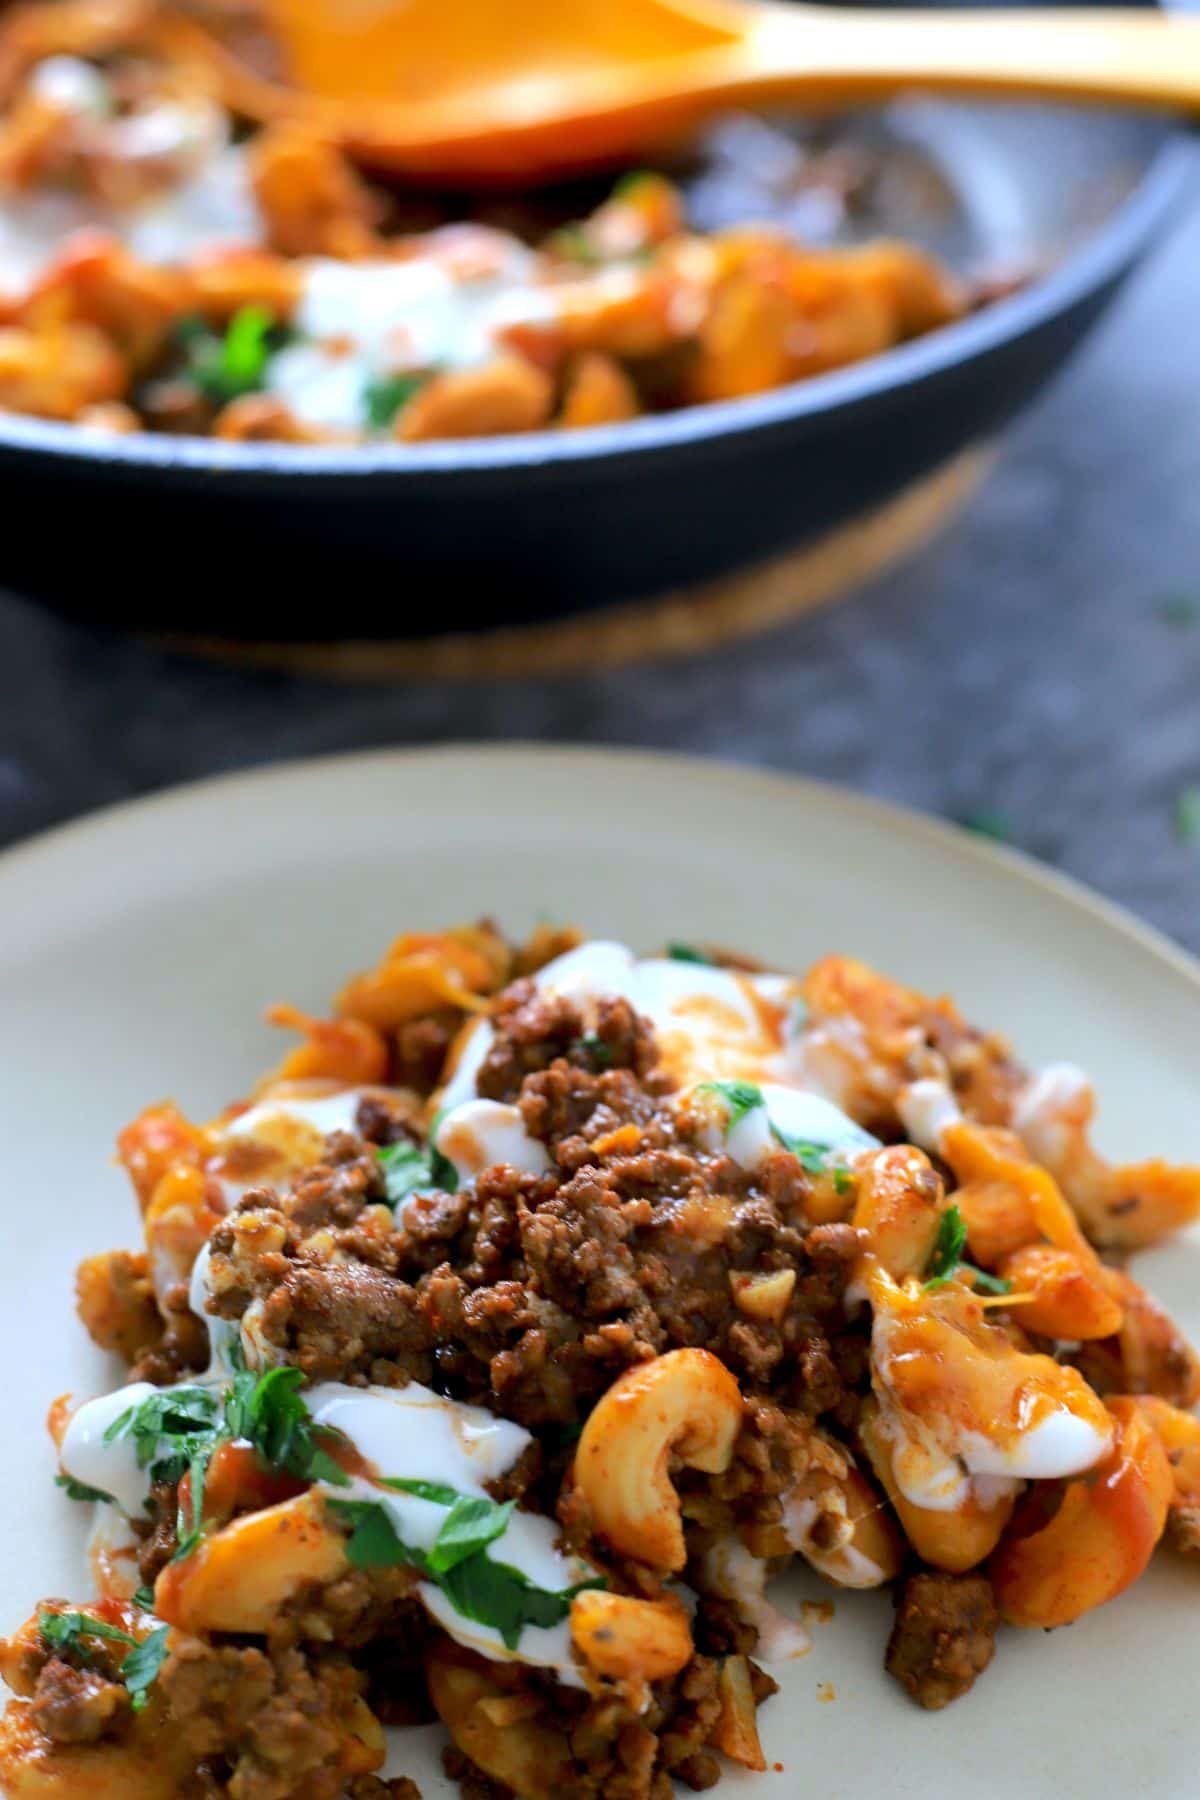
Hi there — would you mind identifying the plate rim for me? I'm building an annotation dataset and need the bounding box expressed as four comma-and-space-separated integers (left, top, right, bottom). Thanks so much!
3, 741, 1199, 999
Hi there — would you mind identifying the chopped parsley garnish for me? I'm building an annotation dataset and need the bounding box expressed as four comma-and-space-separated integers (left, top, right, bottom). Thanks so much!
223, 1365, 350, 1489
667, 942, 717, 965
698, 1079, 765, 1127
959, 809, 1013, 844
768, 1125, 856, 1194
327, 1485, 602, 1651
39, 1610, 138, 1654
377, 1133, 457, 1205
55, 1473, 114, 1504
967, 1267, 1013, 1297
923, 1204, 968, 1288
920, 1208, 1010, 1295
103, 1387, 220, 1487
576, 1033, 612, 1067
118, 1626, 172, 1712
1157, 593, 1200, 627
176, 306, 280, 407
1174, 785, 1200, 845
440, 1556, 601, 1651
363, 371, 427, 431
377, 1140, 436, 1206
37, 1612, 170, 1713
326, 1498, 424, 1571
104, 1367, 349, 1566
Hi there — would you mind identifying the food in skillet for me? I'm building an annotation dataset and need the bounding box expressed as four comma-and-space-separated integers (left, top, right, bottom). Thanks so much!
0, 0, 972, 442
3, 921, 1199, 1798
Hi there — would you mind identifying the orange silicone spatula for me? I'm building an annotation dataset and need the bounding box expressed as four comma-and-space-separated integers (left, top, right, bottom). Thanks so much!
203, 0, 1200, 182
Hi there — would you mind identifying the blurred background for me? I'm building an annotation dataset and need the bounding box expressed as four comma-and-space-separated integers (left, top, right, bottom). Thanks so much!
0, 0, 1197, 950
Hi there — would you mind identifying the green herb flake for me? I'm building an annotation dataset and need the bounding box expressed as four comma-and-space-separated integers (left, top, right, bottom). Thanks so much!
103, 1387, 220, 1486
438, 1558, 600, 1653
698, 1079, 764, 1129
1174, 785, 1200, 845
37, 1608, 170, 1714
176, 306, 279, 407
327, 1487, 604, 1651
133, 1585, 156, 1611
771, 1128, 834, 1176
378, 1476, 460, 1504
39, 1610, 138, 1656
56, 1473, 114, 1505
120, 1626, 171, 1712
426, 1114, 458, 1193
923, 1204, 968, 1289
667, 942, 716, 965
576, 1033, 613, 1068
377, 1140, 438, 1208
363, 371, 427, 432
959, 810, 1013, 844
223, 1365, 351, 1490
965, 1266, 1013, 1297
1157, 593, 1200, 627
325, 1498, 428, 1572
371, 1479, 515, 1574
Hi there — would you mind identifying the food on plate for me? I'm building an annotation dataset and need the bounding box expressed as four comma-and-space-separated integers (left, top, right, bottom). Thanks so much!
4, 921, 1198, 1798
0, 0, 974, 442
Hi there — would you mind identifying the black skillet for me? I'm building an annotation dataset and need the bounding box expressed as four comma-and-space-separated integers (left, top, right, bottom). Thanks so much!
0, 0, 1192, 639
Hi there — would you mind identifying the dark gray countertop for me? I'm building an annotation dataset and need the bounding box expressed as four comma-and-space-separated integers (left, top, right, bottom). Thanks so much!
3, 186, 1198, 954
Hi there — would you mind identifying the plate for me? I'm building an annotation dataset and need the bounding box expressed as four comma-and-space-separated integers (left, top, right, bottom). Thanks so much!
1, 744, 1197, 1798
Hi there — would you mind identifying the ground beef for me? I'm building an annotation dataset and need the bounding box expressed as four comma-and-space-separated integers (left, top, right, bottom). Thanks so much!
1167, 1505, 1200, 1555
134, 1481, 182, 1585
256, 1261, 434, 1387
476, 981, 587, 1102
355, 1094, 423, 1148
29, 1657, 130, 1743
393, 1010, 460, 1093
275, 1567, 426, 1657
885, 1572, 998, 1710
347, 1779, 422, 1800
159, 1638, 368, 1800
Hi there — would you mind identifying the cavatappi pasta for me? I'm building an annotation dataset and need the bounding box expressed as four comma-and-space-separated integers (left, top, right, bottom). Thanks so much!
4, 923, 1200, 1799
0, 0, 974, 444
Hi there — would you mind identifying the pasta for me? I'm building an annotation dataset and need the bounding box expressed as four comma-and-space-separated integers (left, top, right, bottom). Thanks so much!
0, 0, 976, 445
3, 925, 1199, 1797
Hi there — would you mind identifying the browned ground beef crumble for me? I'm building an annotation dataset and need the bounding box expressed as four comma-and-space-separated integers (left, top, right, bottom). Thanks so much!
884, 1573, 999, 1711
17, 960, 1035, 1799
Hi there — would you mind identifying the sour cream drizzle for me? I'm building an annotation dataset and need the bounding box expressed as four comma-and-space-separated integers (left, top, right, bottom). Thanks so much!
60, 1359, 593, 1680
437, 938, 875, 1177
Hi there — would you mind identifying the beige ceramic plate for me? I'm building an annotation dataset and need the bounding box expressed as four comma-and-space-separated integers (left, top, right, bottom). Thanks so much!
1, 745, 1197, 1798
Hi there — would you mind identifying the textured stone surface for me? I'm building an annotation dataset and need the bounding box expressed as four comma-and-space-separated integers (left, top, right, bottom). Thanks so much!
3, 189, 1198, 953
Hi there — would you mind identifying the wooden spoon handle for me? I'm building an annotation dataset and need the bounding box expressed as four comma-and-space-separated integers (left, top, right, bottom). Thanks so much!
740, 7, 1200, 112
